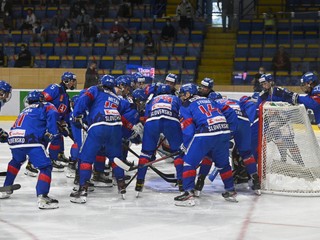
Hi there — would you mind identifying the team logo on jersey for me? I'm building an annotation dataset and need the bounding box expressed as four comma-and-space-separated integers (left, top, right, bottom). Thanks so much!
207, 116, 226, 125
104, 109, 119, 116
9, 129, 26, 137
152, 103, 172, 110
58, 104, 67, 113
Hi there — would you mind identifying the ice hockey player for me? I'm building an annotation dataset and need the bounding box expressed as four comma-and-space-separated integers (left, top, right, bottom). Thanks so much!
41, 71, 77, 172
70, 75, 129, 203
135, 83, 184, 197
164, 73, 178, 95
0, 80, 12, 144
198, 77, 215, 97
132, 72, 146, 90
209, 92, 261, 195
273, 72, 320, 129
257, 73, 304, 165
174, 83, 238, 206
0, 90, 60, 209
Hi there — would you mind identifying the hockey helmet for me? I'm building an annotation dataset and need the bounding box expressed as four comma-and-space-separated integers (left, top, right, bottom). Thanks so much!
200, 77, 214, 89
156, 84, 172, 95
208, 92, 222, 101
132, 89, 148, 102
27, 90, 44, 104
301, 72, 318, 85
100, 74, 115, 88
179, 83, 198, 96
61, 71, 77, 83
0, 80, 12, 103
258, 73, 273, 84
165, 73, 178, 84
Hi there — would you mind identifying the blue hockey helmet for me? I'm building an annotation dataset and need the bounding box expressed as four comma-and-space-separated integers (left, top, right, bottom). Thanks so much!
0, 80, 12, 103
301, 72, 318, 85
132, 88, 148, 102
27, 90, 44, 104
100, 74, 115, 88
259, 73, 273, 84
61, 71, 77, 83
70, 94, 79, 103
208, 92, 222, 101
165, 73, 178, 84
179, 83, 198, 96
132, 72, 146, 84
252, 92, 260, 99
156, 84, 172, 95
200, 77, 214, 89
115, 75, 132, 87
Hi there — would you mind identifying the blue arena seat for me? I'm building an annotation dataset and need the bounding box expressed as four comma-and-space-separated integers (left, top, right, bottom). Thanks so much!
187, 42, 201, 57
3, 42, 16, 56
67, 43, 80, 56
181, 69, 195, 83
114, 55, 128, 70
234, 57, 247, 71
169, 55, 183, 70
235, 44, 248, 57
74, 56, 87, 68
54, 43, 67, 56
173, 43, 187, 56
142, 55, 155, 68
128, 55, 142, 66
238, 20, 251, 31
248, 44, 263, 58
250, 31, 263, 44
106, 43, 120, 56
99, 56, 114, 69
237, 31, 250, 44
41, 42, 54, 56
60, 55, 74, 68
183, 56, 198, 69
190, 30, 204, 42
159, 42, 173, 56
47, 55, 60, 68
156, 56, 169, 70
34, 55, 47, 68
93, 43, 106, 55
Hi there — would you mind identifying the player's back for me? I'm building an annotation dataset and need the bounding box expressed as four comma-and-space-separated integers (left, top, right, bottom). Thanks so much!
147, 94, 181, 120
43, 83, 70, 117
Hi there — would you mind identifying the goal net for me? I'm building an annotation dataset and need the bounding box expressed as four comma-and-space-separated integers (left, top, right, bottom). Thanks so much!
258, 101, 320, 196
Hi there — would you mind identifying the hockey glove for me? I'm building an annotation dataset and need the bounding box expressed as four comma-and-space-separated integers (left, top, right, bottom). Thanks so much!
44, 131, 54, 142
57, 120, 70, 137
72, 115, 84, 129
0, 128, 8, 143
179, 144, 187, 156
272, 87, 286, 97
283, 91, 299, 105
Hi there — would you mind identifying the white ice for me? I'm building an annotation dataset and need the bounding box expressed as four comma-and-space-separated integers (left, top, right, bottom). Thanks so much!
0, 121, 320, 240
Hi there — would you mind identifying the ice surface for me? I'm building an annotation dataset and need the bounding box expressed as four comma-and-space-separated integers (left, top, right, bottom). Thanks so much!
0, 122, 320, 240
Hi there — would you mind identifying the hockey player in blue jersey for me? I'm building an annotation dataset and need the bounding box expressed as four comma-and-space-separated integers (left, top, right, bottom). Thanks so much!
198, 77, 215, 97
209, 92, 261, 195
174, 83, 237, 206
257, 73, 304, 165
135, 83, 184, 197
42, 71, 77, 172
132, 72, 146, 89
164, 73, 178, 94
0, 80, 12, 143
70, 75, 129, 203
0, 90, 60, 209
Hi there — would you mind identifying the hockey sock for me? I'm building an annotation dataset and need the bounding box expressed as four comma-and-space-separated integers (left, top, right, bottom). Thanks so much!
109, 158, 125, 179
198, 157, 213, 176
137, 154, 151, 180
69, 143, 79, 162
219, 165, 234, 191
243, 156, 258, 175
94, 155, 106, 173
173, 156, 184, 180
36, 166, 52, 196
49, 136, 61, 160
4, 159, 22, 186
182, 163, 196, 191
79, 162, 93, 186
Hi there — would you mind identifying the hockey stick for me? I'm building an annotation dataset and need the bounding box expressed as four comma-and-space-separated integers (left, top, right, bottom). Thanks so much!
114, 151, 180, 171
0, 184, 21, 192
125, 145, 176, 179
0, 171, 6, 177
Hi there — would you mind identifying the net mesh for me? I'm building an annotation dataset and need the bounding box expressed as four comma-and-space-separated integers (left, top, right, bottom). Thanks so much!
259, 102, 320, 196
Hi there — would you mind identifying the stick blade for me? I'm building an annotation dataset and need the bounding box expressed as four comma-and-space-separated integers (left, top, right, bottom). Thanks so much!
0, 184, 21, 192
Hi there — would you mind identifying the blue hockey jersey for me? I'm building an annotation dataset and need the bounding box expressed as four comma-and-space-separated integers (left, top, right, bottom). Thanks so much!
8, 102, 59, 146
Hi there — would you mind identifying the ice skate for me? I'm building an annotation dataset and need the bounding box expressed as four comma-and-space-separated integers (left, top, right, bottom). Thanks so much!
52, 160, 64, 172
194, 175, 205, 197
176, 179, 184, 193
70, 186, 88, 204
24, 161, 38, 177
66, 161, 76, 178
0, 190, 12, 199
117, 178, 126, 200
92, 171, 113, 187
57, 152, 70, 165
37, 194, 59, 209
135, 179, 144, 198
222, 190, 238, 202
251, 174, 261, 196
174, 191, 195, 207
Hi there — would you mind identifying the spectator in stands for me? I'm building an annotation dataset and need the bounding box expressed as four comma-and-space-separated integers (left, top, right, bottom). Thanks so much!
94, 0, 109, 18
82, 19, 100, 43
218, 0, 234, 32
272, 46, 291, 73
20, 8, 37, 31
3, 11, 13, 31
57, 20, 73, 43
31, 20, 46, 43
117, 0, 132, 18
251, 66, 265, 92
263, 8, 276, 31
160, 18, 176, 42
84, 61, 99, 89
0, 0, 12, 18
176, 0, 194, 31
76, 8, 90, 30
119, 30, 133, 55
14, 44, 32, 68
144, 31, 156, 55
70, 0, 85, 18
109, 19, 125, 42
51, 10, 66, 30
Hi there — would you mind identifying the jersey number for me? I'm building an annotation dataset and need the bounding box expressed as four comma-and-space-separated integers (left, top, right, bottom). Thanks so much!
13, 114, 26, 128
198, 104, 214, 117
